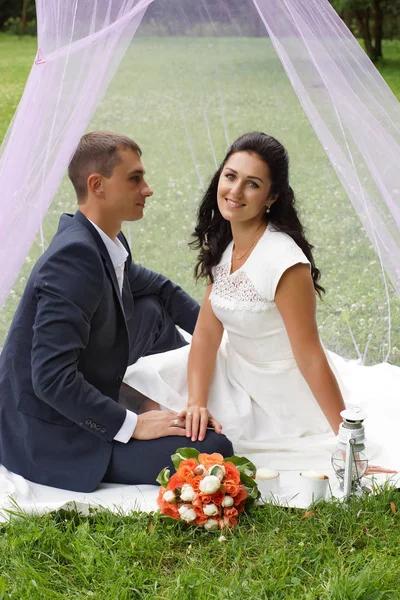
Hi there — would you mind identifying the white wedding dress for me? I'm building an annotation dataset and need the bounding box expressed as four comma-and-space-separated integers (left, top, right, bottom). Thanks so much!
124, 224, 400, 474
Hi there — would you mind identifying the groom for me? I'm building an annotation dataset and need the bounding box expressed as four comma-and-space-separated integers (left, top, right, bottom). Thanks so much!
0, 131, 233, 493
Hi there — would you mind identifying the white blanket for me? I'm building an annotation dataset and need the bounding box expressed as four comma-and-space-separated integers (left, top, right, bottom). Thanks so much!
0, 465, 159, 522
1, 464, 398, 522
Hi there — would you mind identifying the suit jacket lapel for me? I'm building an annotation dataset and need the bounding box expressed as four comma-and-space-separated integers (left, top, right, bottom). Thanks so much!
118, 232, 134, 320
72, 211, 127, 320
121, 270, 134, 320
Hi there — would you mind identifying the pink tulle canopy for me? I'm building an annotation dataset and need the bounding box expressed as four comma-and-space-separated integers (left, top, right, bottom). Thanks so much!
0, 0, 399, 363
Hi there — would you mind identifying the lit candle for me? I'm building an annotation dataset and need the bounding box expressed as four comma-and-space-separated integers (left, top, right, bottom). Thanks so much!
256, 468, 279, 480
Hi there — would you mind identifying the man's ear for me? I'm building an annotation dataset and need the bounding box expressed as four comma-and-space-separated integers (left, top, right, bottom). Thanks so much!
87, 173, 103, 195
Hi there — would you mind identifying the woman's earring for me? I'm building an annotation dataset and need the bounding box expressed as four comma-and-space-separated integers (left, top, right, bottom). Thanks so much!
266, 205, 271, 214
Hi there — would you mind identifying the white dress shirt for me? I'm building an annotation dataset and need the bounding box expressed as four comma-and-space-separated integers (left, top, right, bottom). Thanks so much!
89, 220, 137, 443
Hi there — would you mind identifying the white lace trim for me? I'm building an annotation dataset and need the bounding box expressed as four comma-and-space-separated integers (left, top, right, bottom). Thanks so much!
211, 265, 274, 312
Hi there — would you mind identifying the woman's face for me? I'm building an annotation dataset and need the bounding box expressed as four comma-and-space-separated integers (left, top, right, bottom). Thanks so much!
217, 151, 274, 226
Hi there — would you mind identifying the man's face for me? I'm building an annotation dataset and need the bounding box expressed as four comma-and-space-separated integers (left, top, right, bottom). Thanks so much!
101, 148, 153, 222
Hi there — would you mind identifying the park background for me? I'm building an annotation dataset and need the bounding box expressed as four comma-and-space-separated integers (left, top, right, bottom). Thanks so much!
0, 0, 400, 366
1, 1, 400, 598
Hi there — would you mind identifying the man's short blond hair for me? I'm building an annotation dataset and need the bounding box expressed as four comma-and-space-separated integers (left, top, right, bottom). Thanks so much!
68, 131, 142, 203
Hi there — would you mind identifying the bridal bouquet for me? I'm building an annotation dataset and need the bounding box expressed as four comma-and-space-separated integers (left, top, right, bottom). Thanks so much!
156, 448, 260, 530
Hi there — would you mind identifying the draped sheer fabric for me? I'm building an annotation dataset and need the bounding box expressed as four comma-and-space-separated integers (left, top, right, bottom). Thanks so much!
0, 0, 399, 365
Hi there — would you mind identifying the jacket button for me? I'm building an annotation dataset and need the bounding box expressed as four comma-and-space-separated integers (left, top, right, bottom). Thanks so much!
85, 419, 92, 425
116, 374, 123, 384
100, 427, 106, 434
95, 424, 101, 431
90, 422, 97, 429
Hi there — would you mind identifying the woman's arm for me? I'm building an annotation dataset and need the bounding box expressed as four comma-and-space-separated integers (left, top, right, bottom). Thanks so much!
275, 263, 345, 434
182, 284, 224, 441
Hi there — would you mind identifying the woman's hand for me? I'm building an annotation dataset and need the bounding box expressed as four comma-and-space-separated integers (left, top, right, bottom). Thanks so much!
177, 405, 223, 442
365, 465, 398, 475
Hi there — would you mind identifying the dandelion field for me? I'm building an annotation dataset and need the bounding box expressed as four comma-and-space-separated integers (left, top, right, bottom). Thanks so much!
1, 34, 400, 600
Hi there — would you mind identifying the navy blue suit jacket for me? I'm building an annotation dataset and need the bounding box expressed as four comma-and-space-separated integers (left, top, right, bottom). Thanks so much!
0, 211, 199, 491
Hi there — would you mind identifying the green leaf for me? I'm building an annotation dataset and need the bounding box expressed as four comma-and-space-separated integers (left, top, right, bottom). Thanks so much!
224, 455, 257, 478
240, 472, 261, 503
171, 447, 200, 470
209, 465, 224, 477
156, 467, 170, 487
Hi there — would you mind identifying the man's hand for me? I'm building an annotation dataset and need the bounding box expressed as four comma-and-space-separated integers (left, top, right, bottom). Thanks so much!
178, 405, 223, 442
132, 410, 186, 440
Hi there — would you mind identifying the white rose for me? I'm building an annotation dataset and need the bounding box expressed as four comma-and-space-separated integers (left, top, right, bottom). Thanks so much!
163, 490, 176, 502
199, 475, 221, 495
203, 503, 219, 516
209, 465, 226, 481
204, 519, 219, 531
221, 495, 234, 507
178, 505, 196, 522
180, 484, 196, 502
194, 464, 208, 476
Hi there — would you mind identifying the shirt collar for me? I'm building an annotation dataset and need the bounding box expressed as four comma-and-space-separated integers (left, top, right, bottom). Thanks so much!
88, 219, 128, 269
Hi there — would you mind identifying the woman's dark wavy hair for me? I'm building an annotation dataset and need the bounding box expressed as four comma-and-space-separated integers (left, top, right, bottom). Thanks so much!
190, 131, 325, 297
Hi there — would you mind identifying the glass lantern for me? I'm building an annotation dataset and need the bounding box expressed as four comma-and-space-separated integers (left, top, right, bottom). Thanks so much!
331, 407, 368, 498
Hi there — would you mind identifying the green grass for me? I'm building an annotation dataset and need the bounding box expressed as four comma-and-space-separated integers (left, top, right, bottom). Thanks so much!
0, 34, 399, 363
1, 487, 400, 599
0, 35, 37, 141
373, 40, 400, 99
0, 34, 400, 599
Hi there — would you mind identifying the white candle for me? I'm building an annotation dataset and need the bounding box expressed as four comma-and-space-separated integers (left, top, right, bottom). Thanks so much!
301, 470, 327, 481
256, 468, 279, 480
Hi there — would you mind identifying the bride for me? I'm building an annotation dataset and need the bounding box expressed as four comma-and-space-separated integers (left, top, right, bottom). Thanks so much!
124, 132, 399, 473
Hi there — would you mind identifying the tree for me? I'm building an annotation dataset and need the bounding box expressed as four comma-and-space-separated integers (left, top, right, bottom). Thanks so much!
20, 0, 30, 35
0, 0, 36, 33
0, 0, 19, 29
330, 0, 400, 60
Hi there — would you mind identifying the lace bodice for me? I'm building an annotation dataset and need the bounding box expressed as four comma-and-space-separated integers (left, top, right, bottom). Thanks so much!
210, 264, 273, 312
210, 224, 310, 311
209, 225, 311, 362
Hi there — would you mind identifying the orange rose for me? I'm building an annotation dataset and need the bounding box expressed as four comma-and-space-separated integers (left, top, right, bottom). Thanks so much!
220, 508, 239, 528
194, 505, 208, 525
180, 458, 199, 470
210, 490, 225, 506
219, 515, 238, 529
192, 495, 203, 508
224, 507, 238, 519
223, 516, 238, 528
233, 487, 247, 506
199, 493, 212, 504
176, 465, 195, 483
223, 462, 241, 484
162, 502, 180, 519
198, 453, 224, 469
224, 480, 240, 497
196, 515, 208, 525
191, 476, 202, 493
167, 474, 182, 491
157, 488, 180, 519
157, 486, 166, 507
